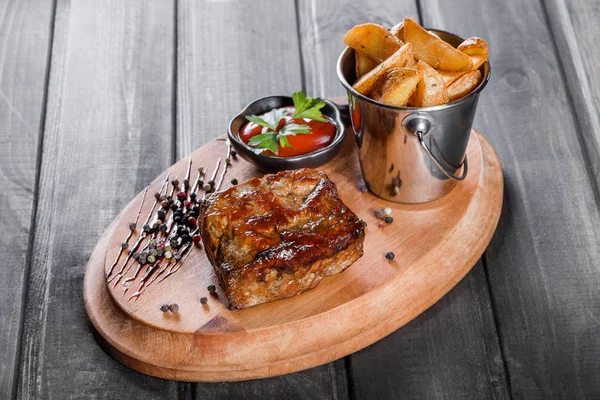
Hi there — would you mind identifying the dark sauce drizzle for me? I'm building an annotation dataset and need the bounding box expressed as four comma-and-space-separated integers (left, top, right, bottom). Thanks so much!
105, 141, 232, 301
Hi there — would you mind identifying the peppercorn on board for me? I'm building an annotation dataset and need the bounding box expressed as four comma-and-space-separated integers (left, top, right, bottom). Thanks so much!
85, 121, 503, 381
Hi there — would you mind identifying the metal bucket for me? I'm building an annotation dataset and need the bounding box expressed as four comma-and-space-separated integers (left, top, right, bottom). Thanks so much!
336, 29, 491, 203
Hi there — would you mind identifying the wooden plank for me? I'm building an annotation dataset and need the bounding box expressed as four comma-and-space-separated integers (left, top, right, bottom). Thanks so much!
16, 1, 180, 398
177, 0, 347, 397
544, 0, 600, 191
297, 1, 509, 398
420, 0, 600, 397
0, 0, 53, 397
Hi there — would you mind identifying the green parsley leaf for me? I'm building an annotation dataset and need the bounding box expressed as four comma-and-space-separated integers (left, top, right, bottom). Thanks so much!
279, 135, 294, 149
292, 91, 326, 122
246, 108, 290, 131
247, 132, 276, 147
245, 115, 275, 131
280, 123, 311, 135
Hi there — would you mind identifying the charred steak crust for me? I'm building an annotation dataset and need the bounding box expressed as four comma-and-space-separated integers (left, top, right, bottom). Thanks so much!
200, 168, 365, 309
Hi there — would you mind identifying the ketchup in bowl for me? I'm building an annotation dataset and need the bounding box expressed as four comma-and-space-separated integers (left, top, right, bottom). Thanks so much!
240, 92, 337, 157
240, 107, 336, 157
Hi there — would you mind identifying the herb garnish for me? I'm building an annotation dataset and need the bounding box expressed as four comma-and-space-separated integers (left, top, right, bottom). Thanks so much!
245, 91, 326, 155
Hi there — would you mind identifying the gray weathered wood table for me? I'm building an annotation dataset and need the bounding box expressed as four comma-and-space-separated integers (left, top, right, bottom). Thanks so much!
2, 0, 599, 398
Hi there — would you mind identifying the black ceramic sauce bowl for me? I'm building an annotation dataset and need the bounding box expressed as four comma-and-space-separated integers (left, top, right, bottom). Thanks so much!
228, 96, 346, 173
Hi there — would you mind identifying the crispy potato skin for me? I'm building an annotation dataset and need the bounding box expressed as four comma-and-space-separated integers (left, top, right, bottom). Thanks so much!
415, 61, 448, 106
374, 67, 421, 107
458, 37, 488, 55
352, 43, 413, 96
346, 19, 486, 104
344, 23, 402, 63
447, 70, 482, 102
355, 51, 378, 78
390, 22, 404, 42
403, 17, 472, 72
439, 53, 487, 86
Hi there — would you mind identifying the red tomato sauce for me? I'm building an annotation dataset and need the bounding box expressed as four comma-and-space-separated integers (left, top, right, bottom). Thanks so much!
240, 106, 336, 157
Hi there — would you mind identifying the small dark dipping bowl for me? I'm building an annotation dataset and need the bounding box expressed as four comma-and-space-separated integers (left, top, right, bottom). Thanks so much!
228, 96, 346, 173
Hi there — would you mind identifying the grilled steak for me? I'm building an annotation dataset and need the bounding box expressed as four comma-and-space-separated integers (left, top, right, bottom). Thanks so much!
201, 168, 365, 309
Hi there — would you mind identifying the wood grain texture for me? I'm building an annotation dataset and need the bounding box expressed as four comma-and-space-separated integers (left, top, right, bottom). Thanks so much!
297, 1, 510, 398
0, 0, 53, 397
420, 0, 600, 397
16, 1, 178, 398
85, 130, 503, 382
177, 1, 348, 397
544, 0, 600, 192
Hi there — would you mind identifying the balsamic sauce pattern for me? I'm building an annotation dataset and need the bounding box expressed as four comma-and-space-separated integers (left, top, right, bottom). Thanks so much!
105, 141, 232, 301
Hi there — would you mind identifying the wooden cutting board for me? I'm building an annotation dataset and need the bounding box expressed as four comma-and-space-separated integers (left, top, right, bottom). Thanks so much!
84, 128, 503, 382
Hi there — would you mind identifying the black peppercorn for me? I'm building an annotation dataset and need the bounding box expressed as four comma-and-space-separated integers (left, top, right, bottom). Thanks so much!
170, 203, 178, 211
363, 220, 368, 228
208, 180, 215, 187
183, 179, 189, 189
128, 223, 136, 231
157, 210, 166, 220
231, 178, 238, 185
156, 248, 164, 257
385, 251, 395, 260
228, 304, 235, 311
190, 193, 197, 201
200, 297, 208, 305
198, 180, 204, 187
121, 242, 129, 250
160, 304, 170, 312
169, 303, 179, 313
154, 192, 161, 200
174, 216, 182, 224
170, 238, 179, 248
160, 224, 168, 233
207, 285, 216, 293
166, 195, 173, 202
384, 216, 393, 224
181, 234, 190, 243
231, 150, 237, 157
143, 224, 151, 233
171, 179, 179, 187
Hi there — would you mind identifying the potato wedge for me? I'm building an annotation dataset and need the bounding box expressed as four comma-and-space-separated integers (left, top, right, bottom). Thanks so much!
403, 17, 472, 71
344, 23, 402, 63
353, 43, 413, 95
390, 22, 404, 42
415, 61, 448, 106
374, 68, 421, 107
355, 51, 379, 78
447, 70, 482, 102
439, 53, 488, 86
457, 37, 488, 55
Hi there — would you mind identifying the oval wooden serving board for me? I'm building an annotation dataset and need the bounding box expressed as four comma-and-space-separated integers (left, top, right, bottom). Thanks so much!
84, 127, 503, 382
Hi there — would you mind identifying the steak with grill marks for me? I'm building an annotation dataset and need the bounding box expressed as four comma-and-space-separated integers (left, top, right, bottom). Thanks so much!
200, 168, 365, 309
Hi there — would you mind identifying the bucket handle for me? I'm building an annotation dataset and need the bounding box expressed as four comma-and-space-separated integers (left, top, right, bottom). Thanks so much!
403, 113, 468, 181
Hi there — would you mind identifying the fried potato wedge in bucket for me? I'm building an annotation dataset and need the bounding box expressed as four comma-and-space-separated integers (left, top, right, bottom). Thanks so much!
415, 61, 448, 106
403, 17, 472, 71
355, 51, 378, 78
374, 68, 421, 107
353, 43, 413, 95
447, 70, 482, 102
390, 22, 404, 41
458, 37, 488, 55
344, 23, 402, 63
439, 53, 487, 86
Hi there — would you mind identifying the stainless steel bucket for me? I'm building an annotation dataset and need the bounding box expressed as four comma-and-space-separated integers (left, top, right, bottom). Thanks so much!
336, 29, 491, 203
